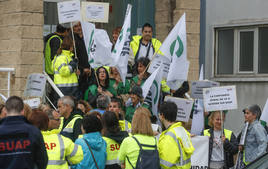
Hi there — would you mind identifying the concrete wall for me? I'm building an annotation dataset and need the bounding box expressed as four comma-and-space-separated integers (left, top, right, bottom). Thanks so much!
205, 0, 268, 134
155, 0, 200, 81
0, 0, 43, 98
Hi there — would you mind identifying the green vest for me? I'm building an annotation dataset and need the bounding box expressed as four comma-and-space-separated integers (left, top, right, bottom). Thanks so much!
45, 35, 62, 75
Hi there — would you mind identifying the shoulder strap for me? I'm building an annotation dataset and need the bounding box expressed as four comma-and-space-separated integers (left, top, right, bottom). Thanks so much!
83, 138, 99, 169
132, 136, 157, 149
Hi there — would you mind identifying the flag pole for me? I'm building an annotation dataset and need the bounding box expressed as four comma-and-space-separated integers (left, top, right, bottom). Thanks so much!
70, 22, 78, 59
142, 48, 160, 75
94, 70, 100, 87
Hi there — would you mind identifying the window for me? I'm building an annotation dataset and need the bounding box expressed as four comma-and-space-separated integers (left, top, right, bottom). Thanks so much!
215, 25, 268, 76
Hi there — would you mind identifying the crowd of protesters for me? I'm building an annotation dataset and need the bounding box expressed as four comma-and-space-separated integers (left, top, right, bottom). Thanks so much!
0, 22, 267, 169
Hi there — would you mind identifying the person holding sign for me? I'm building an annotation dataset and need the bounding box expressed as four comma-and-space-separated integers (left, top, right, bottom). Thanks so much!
203, 111, 238, 169
52, 35, 80, 99
239, 105, 267, 166
158, 101, 195, 169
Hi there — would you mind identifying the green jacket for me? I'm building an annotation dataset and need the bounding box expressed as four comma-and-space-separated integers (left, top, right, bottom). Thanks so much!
110, 79, 131, 95
125, 103, 150, 123
84, 80, 117, 101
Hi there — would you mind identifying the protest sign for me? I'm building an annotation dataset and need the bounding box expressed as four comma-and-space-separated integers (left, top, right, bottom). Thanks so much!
191, 136, 209, 169
24, 74, 46, 97
81, 2, 109, 23
24, 98, 41, 109
203, 85, 237, 112
57, 0, 81, 24
164, 96, 193, 122
191, 80, 220, 99
191, 99, 204, 135
148, 54, 170, 78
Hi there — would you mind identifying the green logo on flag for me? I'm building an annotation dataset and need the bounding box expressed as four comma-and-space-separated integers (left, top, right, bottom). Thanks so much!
119, 29, 123, 42
170, 36, 184, 58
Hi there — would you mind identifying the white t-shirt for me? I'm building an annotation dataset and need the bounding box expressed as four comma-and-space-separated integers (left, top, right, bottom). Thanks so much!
137, 42, 154, 60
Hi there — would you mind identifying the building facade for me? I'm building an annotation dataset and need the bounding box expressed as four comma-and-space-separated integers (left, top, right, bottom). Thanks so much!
203, 0, 268, 133
0, 0, 200, 101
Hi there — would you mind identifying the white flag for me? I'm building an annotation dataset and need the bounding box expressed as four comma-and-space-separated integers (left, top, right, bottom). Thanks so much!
160, 13, 189, 90
142, 66, 163, 116
81, 22, 113, 68
142, 66, 161, 99
260, 98, 268, 124
111, 4, 132, 84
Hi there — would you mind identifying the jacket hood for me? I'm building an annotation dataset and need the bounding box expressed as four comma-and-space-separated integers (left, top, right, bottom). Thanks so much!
105, 131, 129, 144
83, 132, 105, 150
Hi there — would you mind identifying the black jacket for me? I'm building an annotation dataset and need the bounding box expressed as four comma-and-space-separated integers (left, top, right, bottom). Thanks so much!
61, 109, 83, 142
0, 116, 48, 169
207, 128, 238, 169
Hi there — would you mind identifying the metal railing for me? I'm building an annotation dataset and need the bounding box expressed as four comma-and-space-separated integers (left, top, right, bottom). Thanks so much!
0, 68, 15, 98
43, 71, 64, 109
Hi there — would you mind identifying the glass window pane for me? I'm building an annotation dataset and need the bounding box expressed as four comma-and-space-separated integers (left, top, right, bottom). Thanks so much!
239, 31, 254, 72
258, 27, 268, 73
217, 29, 234, 74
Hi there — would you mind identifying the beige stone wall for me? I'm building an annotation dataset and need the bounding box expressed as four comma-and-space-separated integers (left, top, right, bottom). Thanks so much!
0, 0, 43, 98
155, 0, 200, 81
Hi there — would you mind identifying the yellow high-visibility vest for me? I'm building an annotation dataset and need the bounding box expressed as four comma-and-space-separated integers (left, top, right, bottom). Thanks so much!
42, 130, 83, 169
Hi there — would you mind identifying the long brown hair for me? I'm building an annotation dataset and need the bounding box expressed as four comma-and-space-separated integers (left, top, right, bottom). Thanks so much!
131, 107, 154, 136
56, 35, 73, 55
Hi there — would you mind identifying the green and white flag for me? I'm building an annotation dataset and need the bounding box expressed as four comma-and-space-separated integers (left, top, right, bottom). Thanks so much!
160, 13, 189, 90
142, 65, 163, 116
81, 22, 113, 68
111, 4, 132, 85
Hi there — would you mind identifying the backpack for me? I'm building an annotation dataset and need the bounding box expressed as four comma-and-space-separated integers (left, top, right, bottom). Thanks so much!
126, 136, 160, 169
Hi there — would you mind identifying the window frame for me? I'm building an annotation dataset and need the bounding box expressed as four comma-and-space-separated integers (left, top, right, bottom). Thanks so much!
213, 24, 268, 81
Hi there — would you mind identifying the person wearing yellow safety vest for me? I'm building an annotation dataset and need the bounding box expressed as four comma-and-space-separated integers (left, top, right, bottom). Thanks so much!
102, 111, 129, 169
108, 97, 131, 132
158, 101, 195, 169
73, 114, 107, 169
58, 96, 83, 142
130, 23, 162, 64
31, 109, 83, 169
203, 111, 238, 169
44, 24, 68, 78
118, 107, 160, 169
52, 35, 80, 99
239, 105, 267, 166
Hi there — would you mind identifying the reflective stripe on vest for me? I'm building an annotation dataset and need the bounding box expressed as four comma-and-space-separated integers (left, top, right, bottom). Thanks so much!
125, 120, 128, 131
56, 83, 78, 87
160, 128, 191, 167
47, 134, 66, 166
62, 116, 82, 133
69, 144, 78, 158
